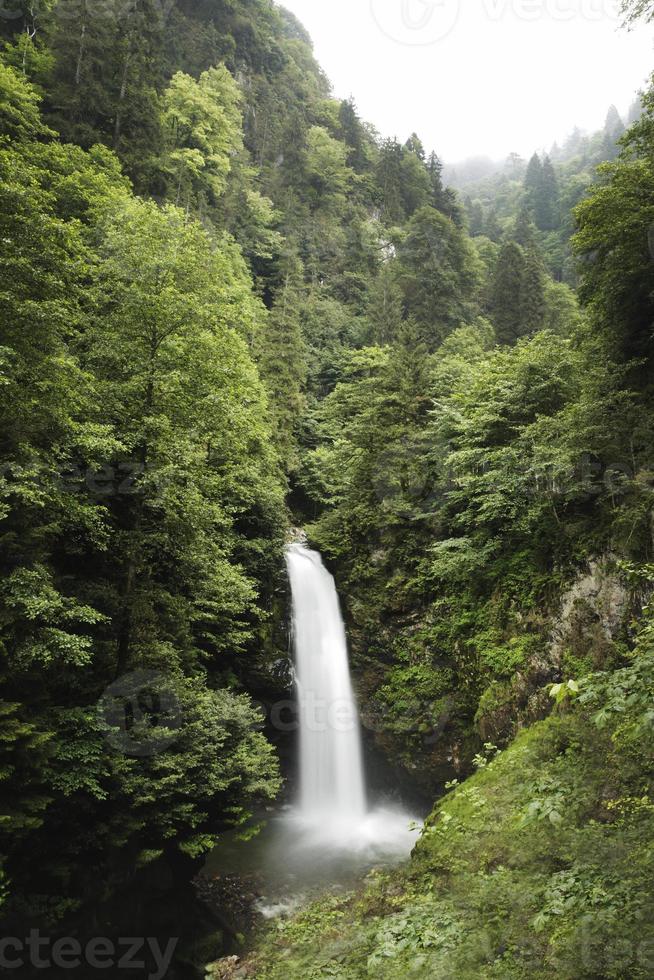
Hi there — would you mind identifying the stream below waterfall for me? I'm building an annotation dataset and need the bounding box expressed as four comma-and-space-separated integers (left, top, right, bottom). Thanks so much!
204, 545, 422, 934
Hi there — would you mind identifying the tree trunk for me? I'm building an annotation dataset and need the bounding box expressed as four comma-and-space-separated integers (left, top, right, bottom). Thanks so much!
114, 49, 132, 148
75, 23, 87, 87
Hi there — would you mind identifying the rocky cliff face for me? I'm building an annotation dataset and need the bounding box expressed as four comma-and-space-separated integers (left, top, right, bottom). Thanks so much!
549, 557, 632, 667
477, 557, 635, 746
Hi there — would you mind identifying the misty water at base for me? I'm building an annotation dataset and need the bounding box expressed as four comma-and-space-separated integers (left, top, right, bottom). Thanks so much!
206, 545, 421, 921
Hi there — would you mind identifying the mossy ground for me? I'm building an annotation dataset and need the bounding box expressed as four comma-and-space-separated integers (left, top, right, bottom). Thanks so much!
241, 684, 654, 980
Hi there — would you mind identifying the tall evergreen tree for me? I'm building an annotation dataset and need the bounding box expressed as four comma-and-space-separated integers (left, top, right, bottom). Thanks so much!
520, 246, 546, 334
427, 150, 448, 212
337, 97, 370, 173
491, 241, 526, 345
43, 0, 165, 171
539, 155, 559, 230
400, 142, 431, 217
366, 263, 404, 346
602, 104, 626, 161
524, 151, 559, 230
524, 152, 543, 207
257, 262, 308, 472
377, 138, 405, 224
397, 206, 480, 348
405, 132, 425, 160
513, 205, 537, 247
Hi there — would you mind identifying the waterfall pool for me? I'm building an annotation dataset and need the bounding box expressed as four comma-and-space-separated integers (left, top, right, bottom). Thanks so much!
201, 544, 422, 936
203, 799, 421, 926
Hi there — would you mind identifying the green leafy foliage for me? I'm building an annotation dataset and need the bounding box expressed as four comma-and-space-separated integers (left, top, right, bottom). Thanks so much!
4, 2, 654, 973
0, 62, 286, 930
246, 634, 654, 976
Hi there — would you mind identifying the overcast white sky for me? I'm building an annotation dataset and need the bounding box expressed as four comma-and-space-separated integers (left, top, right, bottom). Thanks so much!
279, 0, 654, 162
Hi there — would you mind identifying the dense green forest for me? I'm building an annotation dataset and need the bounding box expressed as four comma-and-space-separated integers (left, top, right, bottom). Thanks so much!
1, 0, 654, 976
452, 98, 643, 286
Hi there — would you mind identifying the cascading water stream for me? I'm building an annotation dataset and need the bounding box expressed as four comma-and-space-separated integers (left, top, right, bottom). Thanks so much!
283, 543, 419, 854
204, 543, 421, 918
286, 544, 366, 826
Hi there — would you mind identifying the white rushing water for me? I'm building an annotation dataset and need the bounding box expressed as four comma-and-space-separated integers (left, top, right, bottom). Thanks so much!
286, 544, 367, 823
284, 544, 419, 855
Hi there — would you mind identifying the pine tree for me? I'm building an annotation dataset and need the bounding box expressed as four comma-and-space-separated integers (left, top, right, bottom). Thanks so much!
397, 206, 480, 349
520, 246, 546, 334
627, 95, 644, 126
367, 264, 404, 346
387, 318, 432, 421
405, 132, 426, 161
43, 0, 165, 170
377, 138, 405, 223
400, 146, 431, 217
601, 105, 626, 161
513, 206, 537, 247
539, 155, 559, 230
491, 241, 526, 345
427, 150, 447, 211
257, 260, 308, 472
506, 151, 524, 177
524, 152, 543, 206
524, 152, 558, 231
337, 97, 369, 173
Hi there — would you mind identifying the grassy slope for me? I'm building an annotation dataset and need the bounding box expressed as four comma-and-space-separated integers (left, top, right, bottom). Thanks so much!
238, 646, 654, 979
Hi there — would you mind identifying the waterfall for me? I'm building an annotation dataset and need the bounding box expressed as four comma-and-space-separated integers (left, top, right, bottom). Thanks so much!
286, 544, 366, 824
206, 544, 422, 913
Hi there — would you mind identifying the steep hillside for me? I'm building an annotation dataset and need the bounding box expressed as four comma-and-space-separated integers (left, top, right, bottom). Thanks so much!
234, 616, 654, 978
1, 0, 654, 976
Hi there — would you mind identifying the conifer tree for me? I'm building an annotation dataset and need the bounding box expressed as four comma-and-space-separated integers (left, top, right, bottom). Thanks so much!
520, 246, 546, 334
367, 264, 404, 346
257, 259, 308, 472
539, 155, 559, 230
377, 138, 405, 223
491, 241, 526, 345
601, 105, 626, 160
400, 145, 431, 217
427, 150, 448, 212
387, 318, 431, 419
524, 151, 559, 231
405, 133, 426, 161
513, 205, 537, 247
524, 152, 543, 208
397, 206, 480, 348
337, 97, 370, 173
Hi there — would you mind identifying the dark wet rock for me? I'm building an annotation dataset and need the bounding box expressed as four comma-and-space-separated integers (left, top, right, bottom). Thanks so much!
195, 871, 265, 941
